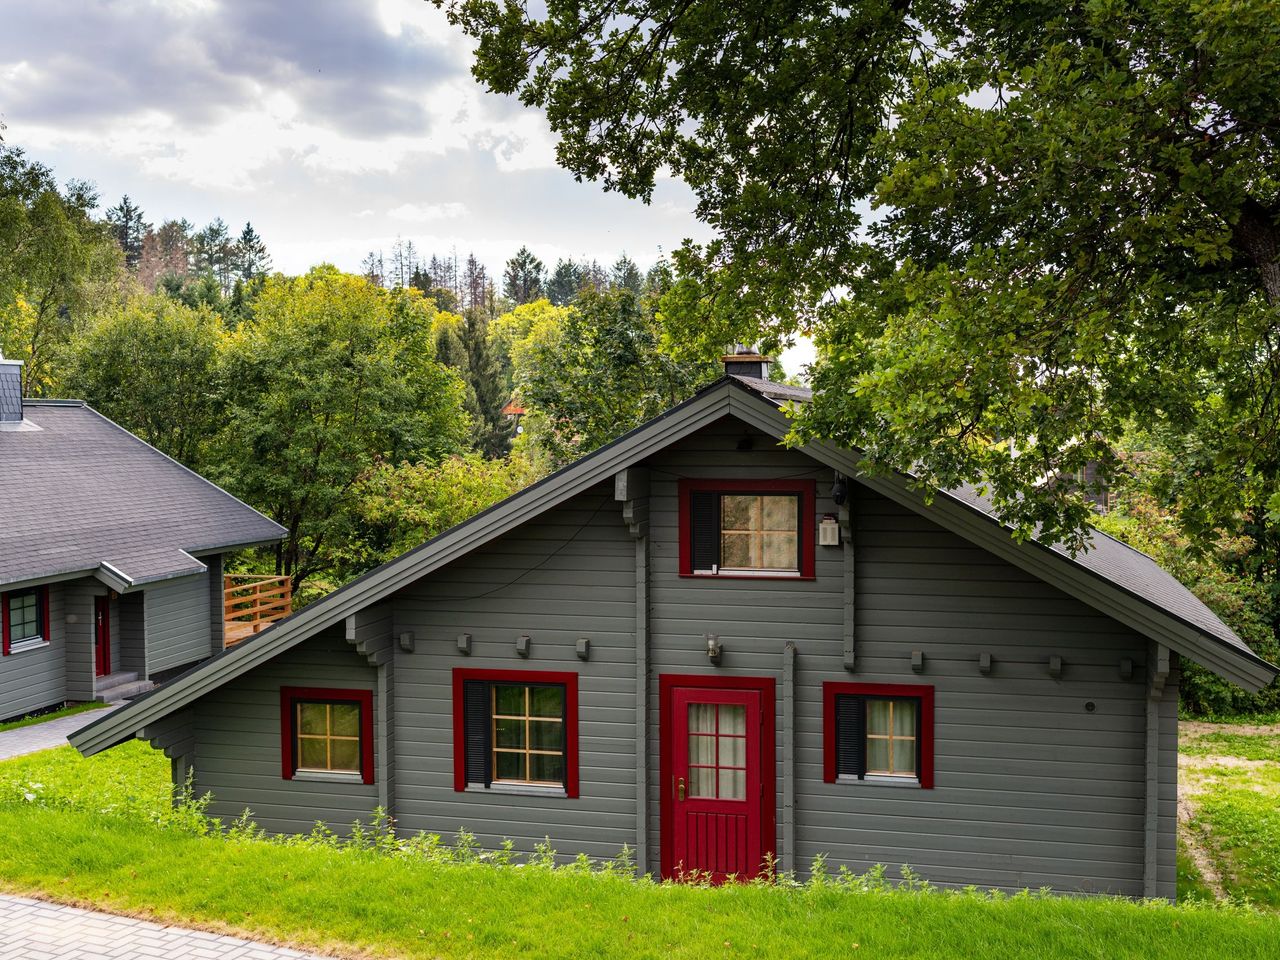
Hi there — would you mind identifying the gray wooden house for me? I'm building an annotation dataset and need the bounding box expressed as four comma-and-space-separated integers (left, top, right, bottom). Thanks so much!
0, 354, 286, 719
72, 355, 1276, 899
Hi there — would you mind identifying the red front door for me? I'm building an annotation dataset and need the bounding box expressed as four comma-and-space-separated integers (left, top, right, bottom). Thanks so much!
94, 596, 111, 677
661, 676, 775, 882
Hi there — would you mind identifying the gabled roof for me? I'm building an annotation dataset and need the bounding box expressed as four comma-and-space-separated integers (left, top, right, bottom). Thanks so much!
72, 378, 1277, 757
0, 401, 286, 590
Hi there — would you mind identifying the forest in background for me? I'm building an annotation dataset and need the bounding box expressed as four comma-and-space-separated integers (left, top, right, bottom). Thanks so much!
1, 140, 1275, 716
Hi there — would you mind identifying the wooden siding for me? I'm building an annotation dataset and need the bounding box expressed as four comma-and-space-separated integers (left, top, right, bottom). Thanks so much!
144, 575, 212, 675
391, 483, 638, 861
206, 554, 225, 656
191, 626, 378, 832
63, 580, 98, 702
0, 582, 66, 719
118, 592, 146, 676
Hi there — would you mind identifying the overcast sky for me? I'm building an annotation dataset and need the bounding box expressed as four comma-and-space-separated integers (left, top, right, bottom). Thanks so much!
0, 0, 814, 372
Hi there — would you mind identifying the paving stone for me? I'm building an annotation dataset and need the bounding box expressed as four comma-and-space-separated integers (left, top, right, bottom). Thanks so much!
0, 895, 331, 959
0, 706, 124, 761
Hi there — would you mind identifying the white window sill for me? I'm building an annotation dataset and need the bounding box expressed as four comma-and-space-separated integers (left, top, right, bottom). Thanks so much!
466, 782, 567, 798
837, 773, 921, 789
292, 769, 363, 784
6, 637, 49, 656
692, 569, 802, 578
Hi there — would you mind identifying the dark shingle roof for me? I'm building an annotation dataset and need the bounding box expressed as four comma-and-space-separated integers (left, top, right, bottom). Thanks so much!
0, 401, 285, 587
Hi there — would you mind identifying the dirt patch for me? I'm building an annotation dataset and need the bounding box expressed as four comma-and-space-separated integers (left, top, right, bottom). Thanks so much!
1181, 721, 1280, 738
1177, 758, 1229, 901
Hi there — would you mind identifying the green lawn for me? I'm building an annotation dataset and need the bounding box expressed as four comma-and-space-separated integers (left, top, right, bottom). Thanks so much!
0, 702, 109, 733
1, 743, 1279, 959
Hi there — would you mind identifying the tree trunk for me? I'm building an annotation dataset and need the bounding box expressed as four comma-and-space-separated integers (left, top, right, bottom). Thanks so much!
1233, 198, 1280, 305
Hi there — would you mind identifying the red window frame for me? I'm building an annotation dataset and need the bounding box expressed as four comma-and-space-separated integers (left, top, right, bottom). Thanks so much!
822, 681, 935, 789
279, 686, 375, 784
1, 586, 51, 656
677, 478, 817, 579
452, 667, 580, 798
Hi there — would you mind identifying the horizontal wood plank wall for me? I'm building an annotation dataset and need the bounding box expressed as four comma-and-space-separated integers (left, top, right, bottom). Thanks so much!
118, 592, 146, 677
0, 582, 66, 719
63, 581, 97, 703
191, 625, 378, 833
144, 574, 213, 676
392, 482, 638, 861
643, 417, 843, 875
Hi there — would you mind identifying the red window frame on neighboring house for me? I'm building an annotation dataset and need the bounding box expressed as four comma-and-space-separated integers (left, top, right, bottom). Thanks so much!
677, 478, 817, 579
452, 667, 580, 798
279, 686, 375, 784
1, 585, 51, 656
822, 682, 935, 789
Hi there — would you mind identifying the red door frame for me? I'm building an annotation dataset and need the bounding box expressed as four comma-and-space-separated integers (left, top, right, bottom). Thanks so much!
93, 596, 111, 678
659, 673, 776, 881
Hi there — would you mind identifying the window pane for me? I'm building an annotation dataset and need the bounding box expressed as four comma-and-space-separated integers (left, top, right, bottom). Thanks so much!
762, 495, 797, 530
494, 750, 524, 781
493, 685, 525, 715
866, 737, 890, 773
721, 495, 756, 531
299, 737, 327, 768
720, 532, 753, 568
10, 591, 39, 640
867, 700, 891, 736
494, 717, 525, 749
893, 701, 916, 737
688, 703, 716, 734
689, 734, 716, 765
688, 766, 716, 798
893, 741, 917, 775
529, 719, 563, 751
298, 703, 328, 736
718, 768, 746, 800
761, 533, 798, 569
719, 705, 746, 736
529, 753, 564, 784
331, 703, 360, 737
719, 736, 745, 768
330, 738, 360, 772
529, 686, 564, 718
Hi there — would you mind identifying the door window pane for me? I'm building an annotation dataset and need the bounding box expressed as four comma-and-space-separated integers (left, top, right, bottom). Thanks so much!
689, 734, 716, 765
689, 766, 716, 798
685, 702, 749, 801
688, 703, 717, 734
718, 768, 746, 800
719, 705, 746, 736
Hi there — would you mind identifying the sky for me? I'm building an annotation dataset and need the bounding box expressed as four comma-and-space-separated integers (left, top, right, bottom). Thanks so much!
0, 0, 814, 373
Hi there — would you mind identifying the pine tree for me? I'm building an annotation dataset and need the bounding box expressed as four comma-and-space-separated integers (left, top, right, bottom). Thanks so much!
503, 246, 546, 304
192, 219, 234, 296
546, 258, 583, 306
137, 218, 192, 292
233, 222, 272, 280
462, 253, 487, 314
583, 259, 609, 294
361, 250, 385, 286
611, 253, 643, 294
105, 195, 150, 270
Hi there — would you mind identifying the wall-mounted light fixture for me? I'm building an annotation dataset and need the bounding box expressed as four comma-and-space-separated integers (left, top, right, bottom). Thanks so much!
705, 633, 723, 666
576, 637, 591, 661
516, 634, 531, 658
830, 475, 849, 506
456, 633, 471, 655
398, 631, 416, 653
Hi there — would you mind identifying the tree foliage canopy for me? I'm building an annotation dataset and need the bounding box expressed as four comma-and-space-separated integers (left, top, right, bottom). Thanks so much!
442, 0, 1280, 551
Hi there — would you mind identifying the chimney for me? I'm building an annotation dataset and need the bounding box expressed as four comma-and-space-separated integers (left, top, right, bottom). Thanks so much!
0, 351, 22, 423
721, 343, 772, 380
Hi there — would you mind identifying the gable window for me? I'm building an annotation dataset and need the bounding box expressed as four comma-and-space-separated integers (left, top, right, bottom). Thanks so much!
679, 479, 816, 578
1, 586, 50, 655
823, 682, 934, 788
453, 668, 579, 797
279, 687, 374, 784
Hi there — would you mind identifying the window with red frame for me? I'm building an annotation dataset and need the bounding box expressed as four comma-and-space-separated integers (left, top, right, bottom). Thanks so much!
1, 586, 50, 655
678, 479, 816, 578
823, 682, 934, 788
279, 687, 374, 784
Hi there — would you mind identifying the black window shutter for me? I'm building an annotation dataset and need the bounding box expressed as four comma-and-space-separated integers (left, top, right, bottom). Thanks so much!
834, 695, 864, 779
463, 680, 491, 787
690, 491, 719, 571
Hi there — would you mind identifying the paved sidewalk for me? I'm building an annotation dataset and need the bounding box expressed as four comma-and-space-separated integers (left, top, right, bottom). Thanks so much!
0, 895, 331, 959
0, 707, 120, 761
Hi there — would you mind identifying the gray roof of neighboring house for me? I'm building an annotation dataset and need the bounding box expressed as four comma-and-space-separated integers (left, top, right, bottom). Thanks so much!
0, 400, 286, 589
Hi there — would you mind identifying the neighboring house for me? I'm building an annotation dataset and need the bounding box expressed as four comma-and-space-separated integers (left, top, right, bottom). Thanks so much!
72, 355, 1276, 901
0, 354, 287, 720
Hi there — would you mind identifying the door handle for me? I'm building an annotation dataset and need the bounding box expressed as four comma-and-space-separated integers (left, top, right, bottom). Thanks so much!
676, 776, 686, 801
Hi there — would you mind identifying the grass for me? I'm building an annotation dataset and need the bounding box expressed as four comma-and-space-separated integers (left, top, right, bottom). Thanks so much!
2, 745, 1280, 959
1182, 732, 1280, 763
0, 702, 109, 733
1176, 838, 1216, 904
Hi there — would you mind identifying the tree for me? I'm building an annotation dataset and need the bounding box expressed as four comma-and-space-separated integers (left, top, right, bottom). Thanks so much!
610, 254, 642, 294
508, 287, 721, 462
503, 246, 546, 304
545, 258, 582, 306
192, 218, 234, 296
137, 219, 193, 292
213, 267, 470, 586
232, 222, 272, 280
105, 195, 149, 270
0, 145, 121, 395
65, 295, 224, 468
442, 0, 1280, 555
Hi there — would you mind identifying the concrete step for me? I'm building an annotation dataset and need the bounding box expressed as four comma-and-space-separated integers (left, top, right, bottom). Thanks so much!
94, 679, 153, 702
95, 671, 139, 692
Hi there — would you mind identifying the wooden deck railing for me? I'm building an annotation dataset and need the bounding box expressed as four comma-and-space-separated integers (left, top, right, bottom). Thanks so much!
224, 574, 292, 648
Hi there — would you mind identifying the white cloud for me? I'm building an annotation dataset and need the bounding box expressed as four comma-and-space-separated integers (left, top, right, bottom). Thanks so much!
387, 201, 467, 222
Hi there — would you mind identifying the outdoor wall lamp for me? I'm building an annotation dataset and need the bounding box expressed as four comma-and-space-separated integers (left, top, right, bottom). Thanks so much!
705, 633, 723, 665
